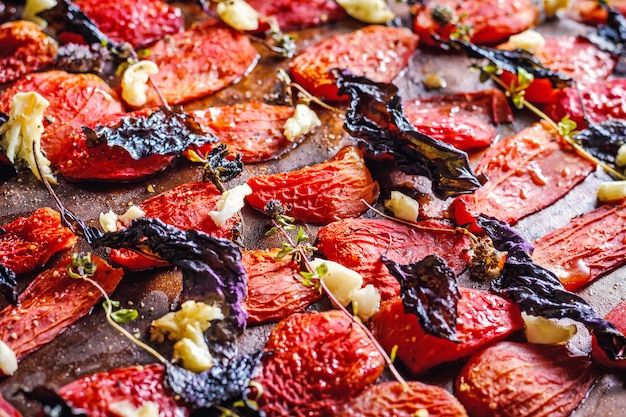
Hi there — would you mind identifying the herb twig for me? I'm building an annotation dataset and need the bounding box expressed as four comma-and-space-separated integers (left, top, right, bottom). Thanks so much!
276, 69, 344, 115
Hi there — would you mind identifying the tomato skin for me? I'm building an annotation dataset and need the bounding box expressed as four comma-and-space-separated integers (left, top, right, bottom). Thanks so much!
143, 21, 258, 107
59, 363, 191, 417
369, 288, 524, 375
189, 103, 298, 163
289, 25, 418, 101
591, 300, 626, 370
412, 0, 539, 46
570, 0, 626, 25
0, 207, 77, 275
456, 341, 598, 417
0, 21, 57, 85
336, 381, 468, 417
74, 0, 184, 48
255, 311, 385, 417
246, 146, 379, 224
242, 249, 321, 324
316, 218, 471, 300
247, 0, 346, 32
0, 393, 21, 417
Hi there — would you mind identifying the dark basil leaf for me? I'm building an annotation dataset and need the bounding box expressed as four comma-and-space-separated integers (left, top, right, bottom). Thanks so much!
0, 262, 17, 305
165, 351, 264, 409
0, 111, 8, 126
82, 108, 219, 160
20, 386, 88, 417
441, 38, 573, 89
382, 253, 460, 342
574, 119, 626, 166
55, 43, 122, 85
334, 70, 481, 199
586, 6, 626, 57
201, 144, 244, 191
477, 215, 626, 361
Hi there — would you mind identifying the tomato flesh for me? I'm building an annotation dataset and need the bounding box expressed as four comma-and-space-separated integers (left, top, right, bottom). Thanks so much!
591, 299, 626, 370
248, 0, 346, 32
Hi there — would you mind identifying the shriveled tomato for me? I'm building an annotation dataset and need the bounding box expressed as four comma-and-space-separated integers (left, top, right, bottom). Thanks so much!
0, 70, 124, 165
59, 363, 191, 417
369, 288, 524, 375
0, 255, 123, 360
289, 25, 418, 101
109, 181, 240, 270
189, 102, 299, 163
498, 36, 616, 104
316, 218, 471, 300
570, 0, 626, 24
0, 20, 57, 85
456, 341, 598, 417
0, 207, 77, 275
336, 381, 468, 417
532, 201, 626, 291
248, 0, 346, 32
0, 393, 21, 417
242, 249, 321, 324
246, 146, 379, 224
73, 0, 183, 48
255, 310, 385, 417
452, 121, 596, 227
592, 299, 626, 370
143, 21, 258, 107
541, 79, 626, 130
412, 0, 539, 46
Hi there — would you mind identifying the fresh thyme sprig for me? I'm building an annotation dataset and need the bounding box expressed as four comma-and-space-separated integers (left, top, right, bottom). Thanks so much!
187, 144, 244, 193
275, 69, 344, 115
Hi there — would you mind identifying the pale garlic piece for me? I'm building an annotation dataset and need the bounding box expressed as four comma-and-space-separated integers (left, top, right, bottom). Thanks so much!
109, 400, 159, 417
384, 190, 419, 222
121, 60, 159, 107
597, 181, 626, 203
336, 0, 395, 24
209, 183, 252, 227
349, 284, 381, 322
99, 205, 146, 232
217, 0, 259, 31
311, 258, 363, 307
0, 340, 17, 376
283, 104, 322, 142
508, 29, 546, 53
22, 0, 57, 28
522, 313, 577, 345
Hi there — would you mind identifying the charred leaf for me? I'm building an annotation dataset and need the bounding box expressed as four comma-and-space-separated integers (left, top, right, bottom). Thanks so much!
20, 386, 88, 417
574, 118, 626, 168
0, 262, 17, 305
586, 5, 626, 57
165, 351, 264, 409
195, 144, 244, 193
477, 215, 626, 361
82, 108, 219, 160
55, 43, 123, 85
382, 253, 460, 342
334, 70, 481, 199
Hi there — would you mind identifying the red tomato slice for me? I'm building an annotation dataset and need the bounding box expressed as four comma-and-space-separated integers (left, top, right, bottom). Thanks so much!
59, 363, 191, 417
498, 36, 617, 104
73, 0, 184, 48
456, 341, 598, 417
242, 249, 321, 324
0, 393, 21, 417
0, 207, 77, 275
255, 310, 385, 417
369, 288, 524, 375
247, 0, 346, 32
246, 146, 379, 224
532, 201, 626, 291
452, 122, 596, 227
0, 21, 57, 85
109, 181, 240, 270
143, 21, 259, 107
591, 299, 626, 370
412, 0, 539, 46
570, 0, 626, 25
0, 255, 123, 360
336, 381, 468, 417
189, 102, 299, 163
0, 70, 124, 165
289, 25, 418, 101
316, 218, 471, 300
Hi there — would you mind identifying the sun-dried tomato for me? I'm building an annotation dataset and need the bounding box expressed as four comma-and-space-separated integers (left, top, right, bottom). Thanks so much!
248, 0, 346, 32
592, 299, 626, 370
0, 392, 21, 417
571, 0, 626, 24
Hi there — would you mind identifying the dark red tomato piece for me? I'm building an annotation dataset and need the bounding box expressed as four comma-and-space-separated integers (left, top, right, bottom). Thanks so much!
59, 363, 191, 417
242, 249, 321, 324
456, 341, 598, 417
0, 207, 77, 275
0, 255, 123, 360
247, 0, 346, 32
336, 381, 468, 417
532, 201, 626, 291
316, 218, 471, 300
570, 0, 626, 25
189, 102, 299, 163
110, 181, 240, 270
452, 122, 596, 227
289, 25, 418, 101
246, 146, 379, 224
0, 393, 21, 417
498, 36, 617, 104
255, 310, 385, 417
541, 79, 626, 130
369, 288, 523, 375
0, 20, 57, 84
142, 21, 258, 107
0, 70, 124, 165
73, 0, 183, 48
592, 299, 626, 370
412, 0, 539, 46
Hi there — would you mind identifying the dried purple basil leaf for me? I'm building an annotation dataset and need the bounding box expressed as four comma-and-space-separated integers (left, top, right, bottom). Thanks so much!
55, 43, 122, 85
334, 70, 481, 199
574, 119, 626, 167
20, 386, 88, 417
477, 215, 626, 361
382, 253, 460, 342
586, 5, 626, 57
82, 108, 219, 160
165, 351, 264, 409
0, 262, 17, 305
